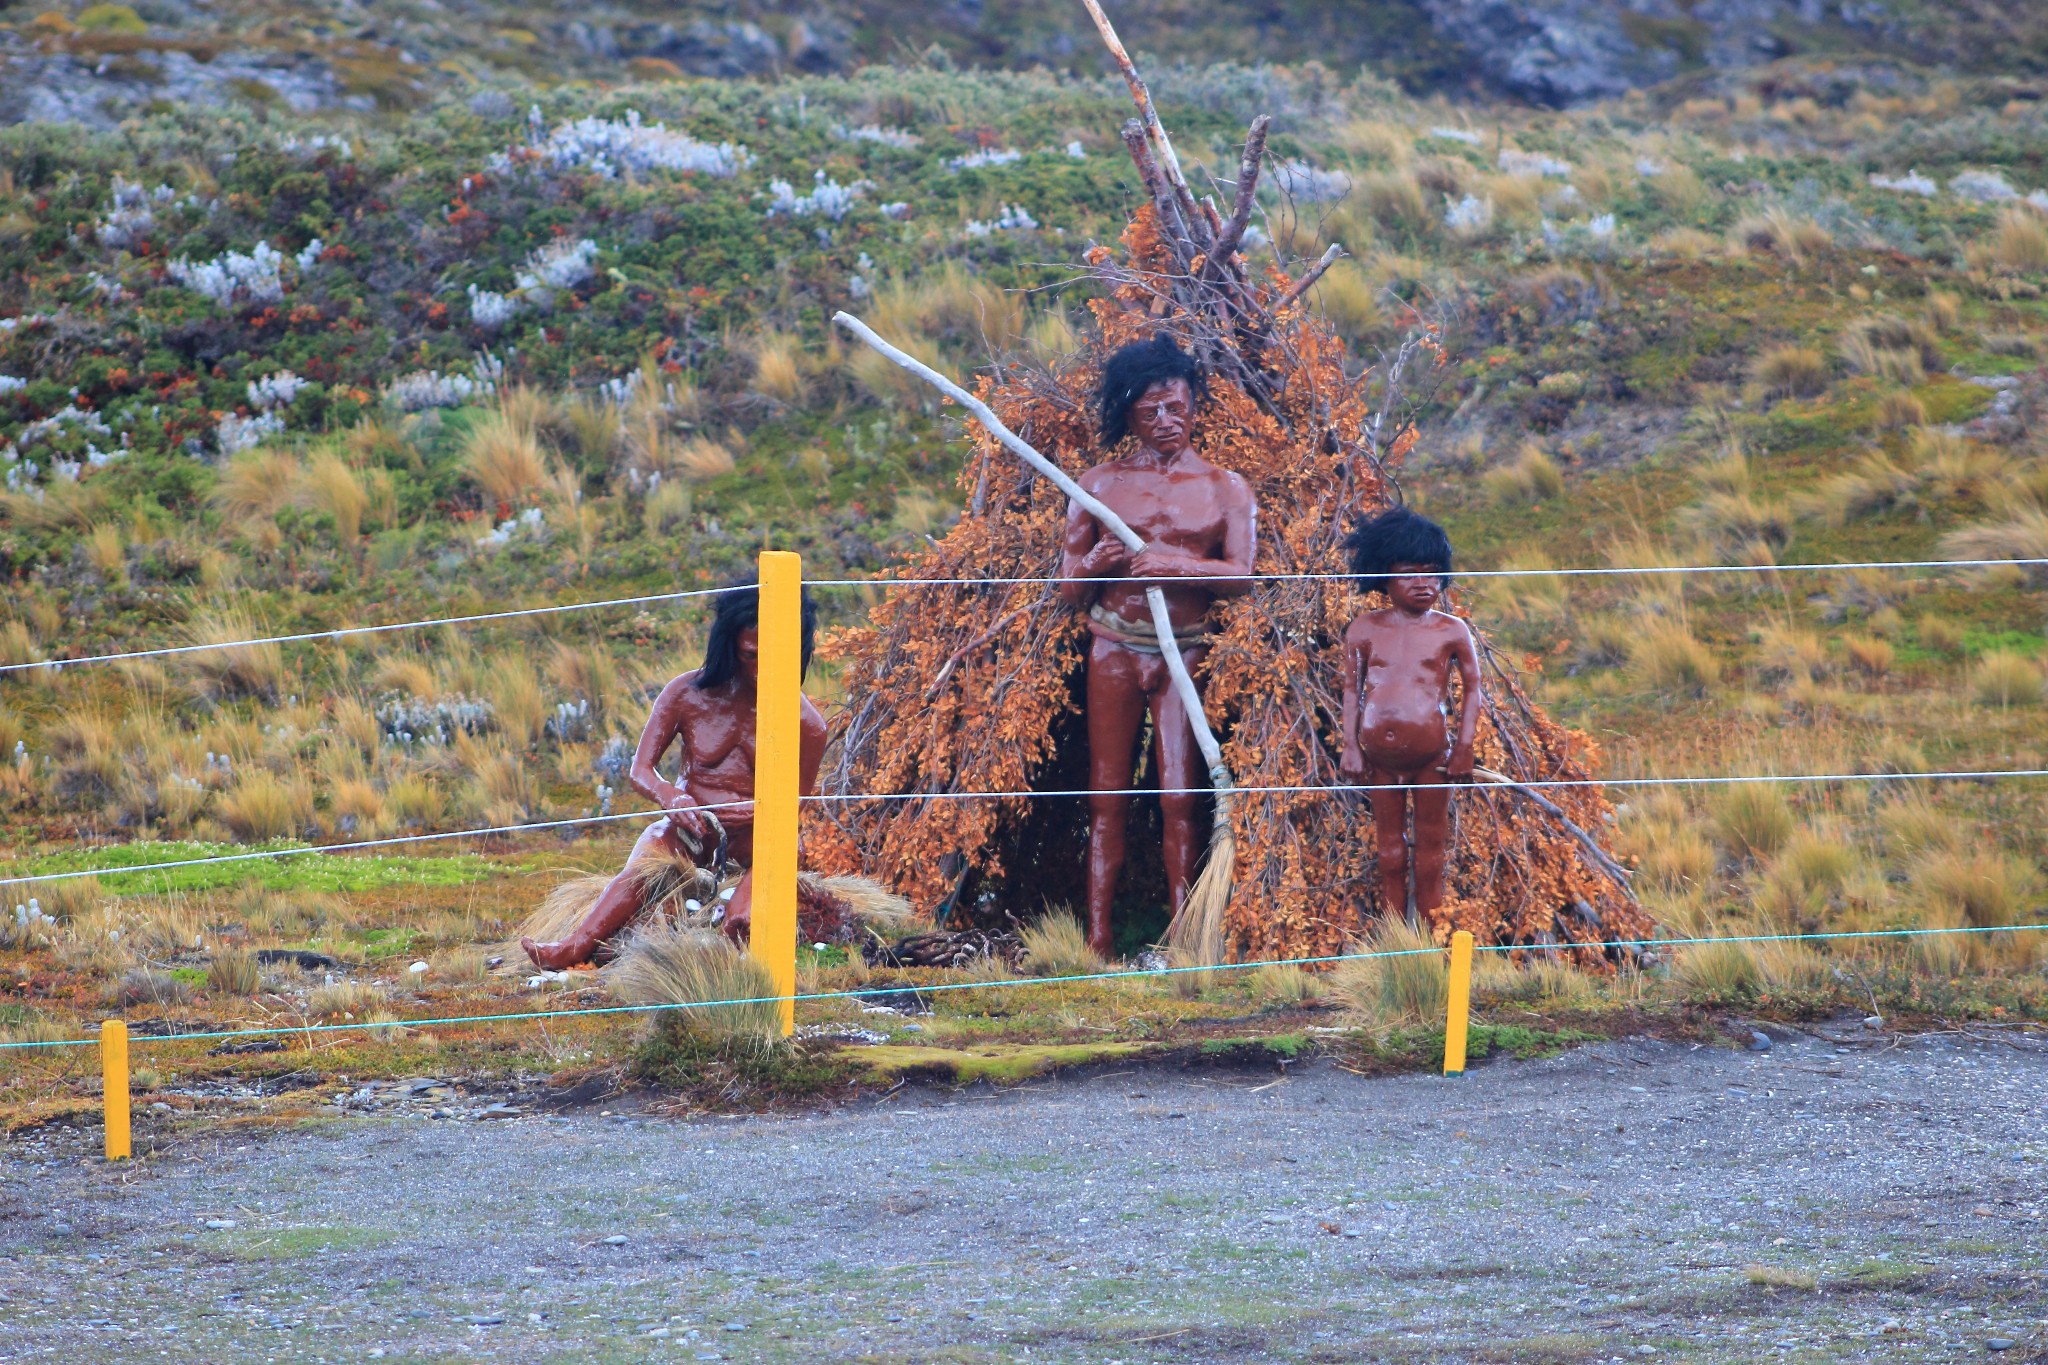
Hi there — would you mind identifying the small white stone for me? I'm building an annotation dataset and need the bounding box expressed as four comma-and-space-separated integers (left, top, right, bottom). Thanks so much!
408, 961, 429, 975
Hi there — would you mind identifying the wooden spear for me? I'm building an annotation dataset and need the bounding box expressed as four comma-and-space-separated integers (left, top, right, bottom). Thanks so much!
832, 310, 1237, 969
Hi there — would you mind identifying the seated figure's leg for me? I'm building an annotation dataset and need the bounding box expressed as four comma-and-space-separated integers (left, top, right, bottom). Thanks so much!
1409, 769, 1453, 916
1366, 766, 1413, 923
1150, 646, 1209, 921
1084, 641, 1148, 960
522, 818, 693, 969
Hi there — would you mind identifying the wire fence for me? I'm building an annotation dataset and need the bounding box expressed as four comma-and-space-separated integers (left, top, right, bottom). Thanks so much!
5, 557, 2045, 1065
5, 767, 2047, 892
3, 555, 2043, 677
3, 920, 2042, 1055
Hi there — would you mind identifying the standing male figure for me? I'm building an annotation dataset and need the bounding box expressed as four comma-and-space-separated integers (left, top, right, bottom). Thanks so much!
1059, 335, 1258, 960
521, 583, 827, 969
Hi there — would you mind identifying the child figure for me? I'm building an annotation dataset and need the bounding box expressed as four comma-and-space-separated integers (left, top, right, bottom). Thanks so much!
1338, 508, 1483, 922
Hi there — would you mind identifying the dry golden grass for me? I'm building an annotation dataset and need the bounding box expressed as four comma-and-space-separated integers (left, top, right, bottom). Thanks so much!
1648, 162, 1709, 216
1649, 226, 1723, 260
206, 946, 261, 996
1674, 938, 1761, 1001
1308, 261, 1383, 345
1939, 505, 2048, 587
1359, 168, 1431, 236
1729, 208, 1831, 262
1329, 918, 1446, 1026
1714, 784, 1795, 860
1914, 612, 1966, 656
210, 447, 301, 525
85, 522, 126, 582
177, 604, 285, 703
1874, 391, 1926, 430
1845, 635, 1894, 678
216, 770, 316, 840
1483, 444, 1565, 506
431, 944, 491, 983
871, 263, 1023, 358
1746, 1264, 1818, 1291
1989, 205, 2048, 274
1969, 651, 2043, 708
752, 330, 807, 407
606, 920, 782, 1052
1751, 344, 1829, 399
1019, 910, 1105, 978
1245, 963, 1321, 1006
675, 435, 737, 482
298, 452, 370, 542
1630, 619, 1719, 695
1756, 623, 1830, 684
1922, 289, 1963, 332
463, 391, 552, 507
482, 652, 547, 746
308, 979, 384, 1016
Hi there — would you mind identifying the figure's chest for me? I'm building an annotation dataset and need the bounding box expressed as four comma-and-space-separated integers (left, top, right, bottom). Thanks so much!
1095, 470, 1228, 545
1360, 626, 1453, 680
681, 703, 753, 769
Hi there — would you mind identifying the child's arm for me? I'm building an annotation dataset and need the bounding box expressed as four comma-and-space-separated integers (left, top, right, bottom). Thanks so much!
1445, 619, 1483, 780
1338, 622, 1367, 778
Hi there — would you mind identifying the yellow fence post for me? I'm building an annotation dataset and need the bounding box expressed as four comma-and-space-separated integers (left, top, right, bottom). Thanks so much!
1443, 930, 1474, 1077
752, 551, 802, 1037
101, 1019, 131, 1160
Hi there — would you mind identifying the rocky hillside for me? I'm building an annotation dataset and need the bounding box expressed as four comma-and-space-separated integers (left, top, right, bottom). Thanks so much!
5, 0, 2048, 129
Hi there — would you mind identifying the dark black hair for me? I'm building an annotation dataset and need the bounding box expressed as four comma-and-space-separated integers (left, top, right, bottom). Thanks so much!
696, 580, 818, 688
1342, 507, 1454, 596
1096, 334, 1206, 449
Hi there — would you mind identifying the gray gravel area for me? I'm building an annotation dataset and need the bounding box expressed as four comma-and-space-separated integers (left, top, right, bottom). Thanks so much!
2, 1030, 2045, 1363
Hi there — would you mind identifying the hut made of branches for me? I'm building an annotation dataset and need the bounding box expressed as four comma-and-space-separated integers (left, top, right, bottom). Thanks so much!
809, 119, 1648, 968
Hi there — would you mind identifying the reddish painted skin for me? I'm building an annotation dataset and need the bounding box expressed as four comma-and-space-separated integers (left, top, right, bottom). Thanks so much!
1059, 378, 1258, 959
1338, 566, 1482, 921
520, 626, 827, 969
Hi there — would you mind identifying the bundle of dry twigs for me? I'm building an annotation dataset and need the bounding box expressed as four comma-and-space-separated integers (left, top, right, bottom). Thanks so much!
805, 2, 1649, 968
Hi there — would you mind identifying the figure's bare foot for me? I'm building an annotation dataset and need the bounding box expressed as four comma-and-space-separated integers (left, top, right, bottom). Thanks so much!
719, 910, 751, 945
522, 935, 584, 970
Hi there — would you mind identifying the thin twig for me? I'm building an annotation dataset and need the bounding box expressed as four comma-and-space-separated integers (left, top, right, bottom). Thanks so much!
1272, 244, 1346, 317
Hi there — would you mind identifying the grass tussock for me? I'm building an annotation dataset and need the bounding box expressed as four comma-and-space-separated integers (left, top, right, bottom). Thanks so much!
1729, 208, 1831, 263
1329, 918, 1447, 1026
1483, 444, 1566, 506
308, 979, 384, 1016
205, 946, 261, 996
1019, 910, 1105, 978
1245, 963, 1322, 1007
1675, 938, 1761, 1002
177, 604, 286, 703
1714, 784, 1796, 860
606, 920, 783, 1053
1751, 344, 1828, 399
1989, 205, 2048, 274
1969, 651, 2044, 707
1630, 619, 1720, 696
463, 390, 553, 508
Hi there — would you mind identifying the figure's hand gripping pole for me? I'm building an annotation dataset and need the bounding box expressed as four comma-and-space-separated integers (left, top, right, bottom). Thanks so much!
831, 311, 1235, 802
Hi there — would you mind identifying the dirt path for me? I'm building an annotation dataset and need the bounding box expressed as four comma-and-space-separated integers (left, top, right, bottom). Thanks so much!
2, 1029, 2044, 1364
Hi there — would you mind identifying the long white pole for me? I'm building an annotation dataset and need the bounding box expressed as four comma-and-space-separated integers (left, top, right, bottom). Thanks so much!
831, 311, 1233, 796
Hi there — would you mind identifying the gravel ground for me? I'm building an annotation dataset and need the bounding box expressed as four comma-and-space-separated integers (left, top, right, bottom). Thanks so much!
2, 1028, 2044, 1364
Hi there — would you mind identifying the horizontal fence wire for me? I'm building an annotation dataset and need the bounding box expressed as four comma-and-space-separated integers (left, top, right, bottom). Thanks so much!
3, 922, 2044, 1054
4, 555, 2042, 677
6, 768, 2048, 892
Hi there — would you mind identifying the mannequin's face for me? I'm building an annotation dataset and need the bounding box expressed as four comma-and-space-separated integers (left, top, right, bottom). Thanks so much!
1128, 378, 1193, 454
736, 626, 760, 683
1386, 565, 1443, 614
